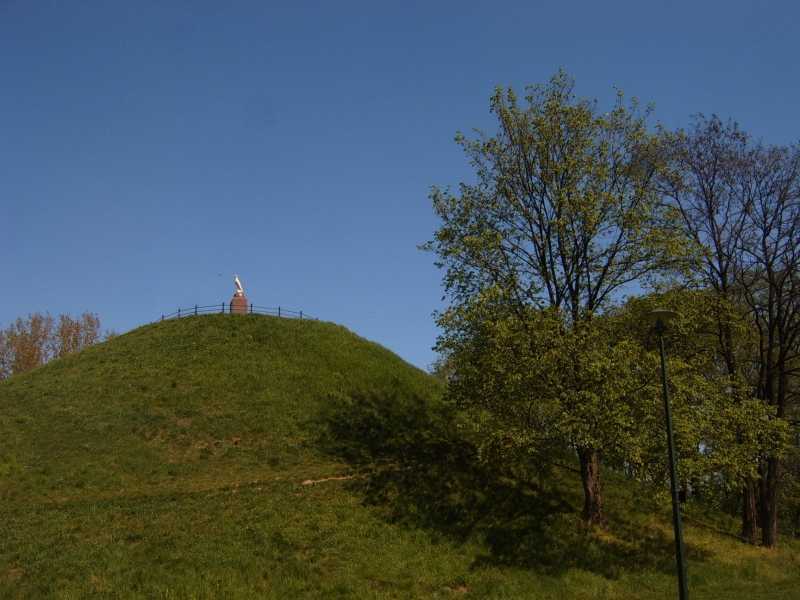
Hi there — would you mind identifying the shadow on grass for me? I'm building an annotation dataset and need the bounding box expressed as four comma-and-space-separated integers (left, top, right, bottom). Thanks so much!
316, 387, 710, 579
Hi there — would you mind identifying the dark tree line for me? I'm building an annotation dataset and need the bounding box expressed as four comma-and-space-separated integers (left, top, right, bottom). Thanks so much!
660, 116, 800, 547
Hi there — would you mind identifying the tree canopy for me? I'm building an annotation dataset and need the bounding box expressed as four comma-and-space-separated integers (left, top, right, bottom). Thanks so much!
426, 72, 796, 537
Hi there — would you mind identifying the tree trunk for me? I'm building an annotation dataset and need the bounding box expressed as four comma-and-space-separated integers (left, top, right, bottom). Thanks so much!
741, 479, 759, 544
718, 315, 761, 547
761, 456, 780, 548
578, 447, 606, 527
759, 361, 785, 548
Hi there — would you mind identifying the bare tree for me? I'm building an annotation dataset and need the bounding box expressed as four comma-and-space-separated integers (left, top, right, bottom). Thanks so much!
658, 115, 762, 543
661, 115, 800, 547
735, 141, 800, 547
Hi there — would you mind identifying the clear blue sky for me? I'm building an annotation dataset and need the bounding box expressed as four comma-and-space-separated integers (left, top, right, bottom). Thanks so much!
2, 1, 798, 369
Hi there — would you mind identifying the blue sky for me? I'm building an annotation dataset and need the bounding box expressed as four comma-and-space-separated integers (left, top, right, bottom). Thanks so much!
1, 0, 798, 368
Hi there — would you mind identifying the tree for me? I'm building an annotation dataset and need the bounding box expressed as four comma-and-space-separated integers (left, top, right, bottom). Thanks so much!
54, 312, 101, 358
428, 353, 456, 383
0, 311, 105, 381
426, 71, 680, 526
0, 313, 55, 377
613, 289, 787, 512
782, 430, 800, 538
735, 141, 800, 547
658, 116, 800, 547
657, 115, 763, 543
438, 299, 659, 523
0, 330, 10, 380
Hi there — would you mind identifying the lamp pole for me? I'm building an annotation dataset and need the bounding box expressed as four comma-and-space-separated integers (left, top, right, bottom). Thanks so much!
651, 309, 689, 600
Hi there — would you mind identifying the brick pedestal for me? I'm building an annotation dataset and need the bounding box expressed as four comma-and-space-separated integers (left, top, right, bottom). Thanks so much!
230, 294, 249, 314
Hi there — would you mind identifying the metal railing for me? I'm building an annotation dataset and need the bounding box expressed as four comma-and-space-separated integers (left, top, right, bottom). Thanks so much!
160, 303, 313, 321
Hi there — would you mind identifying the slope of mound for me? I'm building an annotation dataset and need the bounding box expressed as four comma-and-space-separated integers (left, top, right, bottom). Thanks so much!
0, 314, 437, 503
1, 315, 798, 598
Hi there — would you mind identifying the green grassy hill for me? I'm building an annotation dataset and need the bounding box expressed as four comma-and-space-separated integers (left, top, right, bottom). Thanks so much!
1, 315, 798, 598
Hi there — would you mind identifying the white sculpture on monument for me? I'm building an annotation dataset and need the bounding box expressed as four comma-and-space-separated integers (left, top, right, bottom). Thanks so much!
233, 274, 245, 297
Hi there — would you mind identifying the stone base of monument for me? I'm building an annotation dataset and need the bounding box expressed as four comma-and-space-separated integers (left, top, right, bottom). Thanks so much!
230, 294, 249, 314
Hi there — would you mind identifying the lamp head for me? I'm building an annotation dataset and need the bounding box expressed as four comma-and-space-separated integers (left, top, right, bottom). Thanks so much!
648, 308, 678, 333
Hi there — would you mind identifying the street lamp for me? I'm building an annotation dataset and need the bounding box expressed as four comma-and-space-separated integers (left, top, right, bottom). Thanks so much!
649, 308, 689, 600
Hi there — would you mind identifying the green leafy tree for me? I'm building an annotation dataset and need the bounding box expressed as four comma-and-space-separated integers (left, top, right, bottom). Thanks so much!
438, 298, 659, 526
440, 291, 786, 525
613, 289, 788, 507
425, 71, 682, 525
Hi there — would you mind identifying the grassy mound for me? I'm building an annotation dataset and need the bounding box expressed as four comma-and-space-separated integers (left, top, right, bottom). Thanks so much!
0, 315, 435, 503
1, 315, 798, 598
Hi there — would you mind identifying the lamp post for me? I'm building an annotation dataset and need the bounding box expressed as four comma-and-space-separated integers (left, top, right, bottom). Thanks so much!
649, 309, 688, 600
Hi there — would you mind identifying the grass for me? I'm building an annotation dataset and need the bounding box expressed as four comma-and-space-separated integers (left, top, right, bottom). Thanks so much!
1, 314, 799, 598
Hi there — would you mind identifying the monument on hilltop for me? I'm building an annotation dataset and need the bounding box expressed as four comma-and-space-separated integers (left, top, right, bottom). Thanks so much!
230, 274, 249, 314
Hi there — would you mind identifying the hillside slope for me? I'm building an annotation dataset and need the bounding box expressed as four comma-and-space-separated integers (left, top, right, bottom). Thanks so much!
1, 315, 798, 598
0, 314, 435, 504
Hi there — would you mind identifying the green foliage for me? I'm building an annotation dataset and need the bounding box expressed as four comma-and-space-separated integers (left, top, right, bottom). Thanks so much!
434, 287, 789, 534
424, 70, 695, 524
424, 70, 684, 320
425, 73, 792, 534
782, 443, 800, 537
612, 288, 756, 380
613, 290, 790, 493
438, 297, 648, 458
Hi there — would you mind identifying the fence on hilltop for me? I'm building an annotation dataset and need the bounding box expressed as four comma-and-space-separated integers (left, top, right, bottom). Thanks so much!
160, 303, 313, 321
